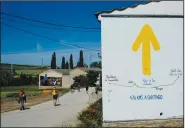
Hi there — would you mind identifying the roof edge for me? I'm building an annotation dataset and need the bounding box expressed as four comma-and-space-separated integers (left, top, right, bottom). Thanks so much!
94, 1, 161, 22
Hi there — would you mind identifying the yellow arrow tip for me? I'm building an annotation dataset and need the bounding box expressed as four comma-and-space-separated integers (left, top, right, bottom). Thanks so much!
132, 24, 160, 76
143, 24, 150, 28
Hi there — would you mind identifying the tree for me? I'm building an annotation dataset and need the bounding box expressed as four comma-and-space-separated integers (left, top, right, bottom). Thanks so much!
77, 61, 80, 67
50, 55, 53, 69
90, 61, 101, 69
79, 50, 84, 67
86, 71, 99, 87
62, 56, 65, 69
53, 52, 56, 69
51, 52, 56, 69
73, 75, 88, 87
84, 63, 88, 68
65, 61, 69, 69
69, 54, 74, 69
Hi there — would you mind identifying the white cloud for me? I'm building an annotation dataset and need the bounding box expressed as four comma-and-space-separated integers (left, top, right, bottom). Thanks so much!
36, 42, 43, 52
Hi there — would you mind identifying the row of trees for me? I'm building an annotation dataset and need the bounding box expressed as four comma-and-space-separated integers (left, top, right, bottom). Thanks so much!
0, 72, 39, 86
51, 50, 85, 69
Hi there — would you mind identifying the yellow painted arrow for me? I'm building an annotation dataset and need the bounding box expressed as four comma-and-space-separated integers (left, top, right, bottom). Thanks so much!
132, 24, 160, 76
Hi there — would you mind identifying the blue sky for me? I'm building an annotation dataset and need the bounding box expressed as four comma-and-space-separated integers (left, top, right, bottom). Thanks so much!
1, 1, 146, 66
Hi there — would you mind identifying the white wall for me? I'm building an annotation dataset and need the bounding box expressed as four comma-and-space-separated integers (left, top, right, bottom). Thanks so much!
62, 75, 71, 88
101, 17, 183, 121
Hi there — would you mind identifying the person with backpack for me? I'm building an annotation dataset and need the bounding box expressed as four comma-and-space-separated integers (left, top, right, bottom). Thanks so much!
52, 87, 59, 106
19, 88, 26, 110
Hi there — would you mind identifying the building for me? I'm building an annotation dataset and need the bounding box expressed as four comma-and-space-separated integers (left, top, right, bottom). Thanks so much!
39, 68, 101, 89
39, 69, 71, 89
96, 1, 183, 122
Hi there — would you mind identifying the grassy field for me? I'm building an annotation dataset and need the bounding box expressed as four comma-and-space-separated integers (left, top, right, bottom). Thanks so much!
1, 85, 70, 112
1, 63, 48, 70
1, 63, 48, 76
1, 85, 42, 99
15, 69, 45, 75
1, 85, 70, 99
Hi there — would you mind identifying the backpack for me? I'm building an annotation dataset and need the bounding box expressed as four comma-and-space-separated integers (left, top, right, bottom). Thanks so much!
19, 92, 23, 98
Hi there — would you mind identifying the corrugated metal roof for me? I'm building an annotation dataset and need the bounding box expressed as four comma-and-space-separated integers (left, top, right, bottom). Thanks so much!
52, 69, 71, 75
94, 1, 160, 21
78, 67, 101, 72
41, 68, 101, 76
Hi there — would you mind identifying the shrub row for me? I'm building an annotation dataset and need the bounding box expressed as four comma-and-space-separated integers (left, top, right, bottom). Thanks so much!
0, 72, 39, 86
6, 92, 41, 99
78, 98, 103, 127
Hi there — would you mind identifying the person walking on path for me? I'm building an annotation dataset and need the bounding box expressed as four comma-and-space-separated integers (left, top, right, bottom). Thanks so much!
18, 88, 26, 110
78, 84, 80, 92
52, 87, 59, 106
95, 85, 99, 94
71, 84, 74, 93
86, 85, 89, 94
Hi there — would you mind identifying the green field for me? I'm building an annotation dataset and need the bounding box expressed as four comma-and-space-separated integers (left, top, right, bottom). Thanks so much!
1, 63, 47, 70
1, 63, 49, 75
1, 85, 70, 99
15, 69, 45, 75
1, 85, 42, 99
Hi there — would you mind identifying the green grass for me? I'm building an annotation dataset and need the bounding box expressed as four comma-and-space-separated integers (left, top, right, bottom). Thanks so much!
1, 91, 42, 99
1, 85, 70, 99
1, 85, 39, 91
1, 85, 41, 99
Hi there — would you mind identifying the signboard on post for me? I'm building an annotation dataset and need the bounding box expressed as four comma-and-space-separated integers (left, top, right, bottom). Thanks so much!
98, 1, 183, 122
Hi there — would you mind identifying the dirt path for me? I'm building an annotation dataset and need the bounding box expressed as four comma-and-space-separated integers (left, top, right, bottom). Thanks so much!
1, 94, 53, 113
1, 87, 102, 127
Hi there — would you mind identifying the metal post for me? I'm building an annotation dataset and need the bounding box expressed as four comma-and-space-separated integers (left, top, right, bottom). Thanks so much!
89, 52, 92, 68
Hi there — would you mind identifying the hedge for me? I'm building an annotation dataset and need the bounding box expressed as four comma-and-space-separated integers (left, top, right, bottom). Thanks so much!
78, 98, 103, 127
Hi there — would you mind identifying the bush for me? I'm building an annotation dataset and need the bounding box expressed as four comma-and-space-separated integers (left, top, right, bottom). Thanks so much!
86, 71, 99, 87
78, 98, 103, 127
1, 78, 9, 86
10, 78, 21, 86
6, 93, 19, 98
73, 75, 88, 87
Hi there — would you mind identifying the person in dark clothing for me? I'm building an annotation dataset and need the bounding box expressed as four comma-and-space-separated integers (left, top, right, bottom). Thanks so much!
95, 85, 98, 94
86, 85, 89, 94
71, 84, 73, 93
19, 89, 26, 110
78, 84, 80, 92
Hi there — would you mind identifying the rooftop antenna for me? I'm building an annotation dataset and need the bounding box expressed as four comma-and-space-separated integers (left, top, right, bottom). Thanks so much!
42, 58, 43, 66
